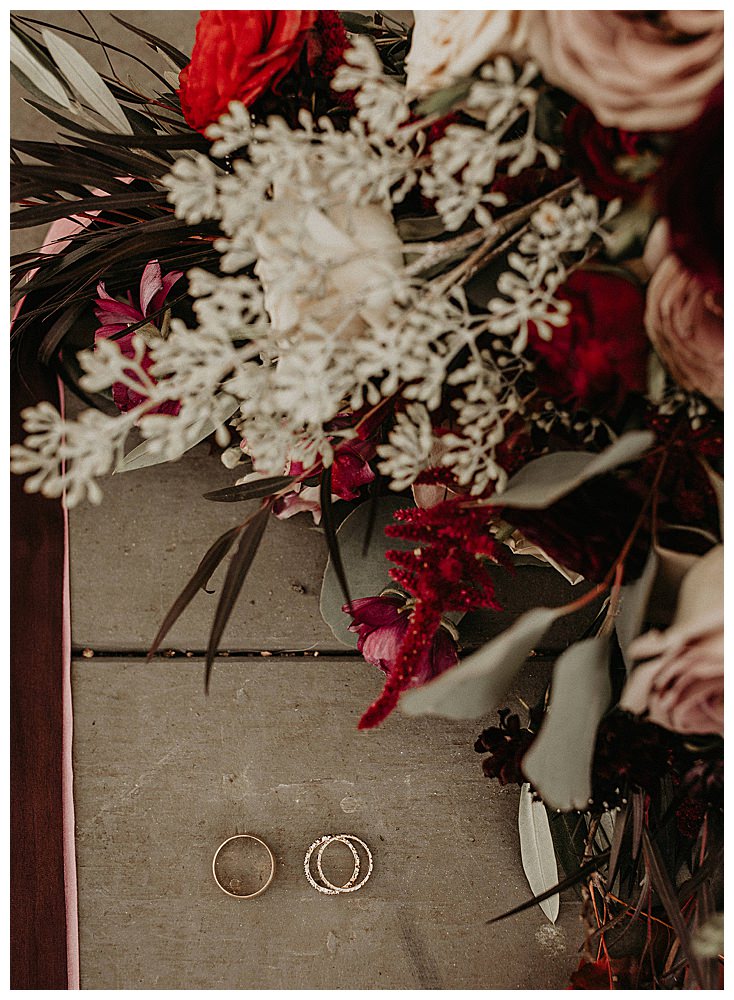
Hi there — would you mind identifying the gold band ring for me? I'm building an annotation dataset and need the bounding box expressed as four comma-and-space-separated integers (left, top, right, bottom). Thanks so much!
212, 834, 275, 899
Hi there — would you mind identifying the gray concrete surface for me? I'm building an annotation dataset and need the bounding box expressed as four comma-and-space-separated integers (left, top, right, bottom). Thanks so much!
73, 657, 579, 990
13, 10, 582, 989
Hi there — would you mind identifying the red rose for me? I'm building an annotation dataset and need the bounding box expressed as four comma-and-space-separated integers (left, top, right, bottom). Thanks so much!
563, 103, 657, 202
528, 270, 649, 412
178, 11, 318, 134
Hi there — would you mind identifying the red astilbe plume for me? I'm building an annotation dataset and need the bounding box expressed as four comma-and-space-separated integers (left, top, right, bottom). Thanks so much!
358, 501, 511, 729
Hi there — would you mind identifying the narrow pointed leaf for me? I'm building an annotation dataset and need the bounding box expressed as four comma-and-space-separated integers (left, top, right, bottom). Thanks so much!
518, 783, 559, 923
41, 29, 132, 134
492, 430, 654, 510
606, 802, 629, 890
522, 637, 612, 811
205, 505, 270, 690
116, 400, 239, 473
400, 606, 562, 720
698, 460, 724, 538
147, 524, 242, 659
10, 27, 71, 108
320, 467, 353, 613
486, 851, 609, 925
111, 14, 191, 70
203, 476, 294, 503
320, 496, 412, 646
642, 829, 705, 988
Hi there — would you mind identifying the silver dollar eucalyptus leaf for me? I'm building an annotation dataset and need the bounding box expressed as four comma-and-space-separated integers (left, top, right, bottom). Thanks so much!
522, 637, 612, 812
400, 605, 562, 719
494, 430, 654, 510
616, 547, 658, 672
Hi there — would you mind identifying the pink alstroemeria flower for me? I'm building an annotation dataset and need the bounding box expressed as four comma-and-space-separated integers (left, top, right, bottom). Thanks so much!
345, 593, 459, 687
94, 260, 184, 415
273, 441, 376, 523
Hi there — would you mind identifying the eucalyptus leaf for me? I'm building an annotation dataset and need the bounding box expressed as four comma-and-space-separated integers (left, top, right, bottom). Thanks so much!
42, 28, 132, 134
522, 637, 612, 812
10, 27, 71, 109
320, 497, 414, 646
115, 399, 239, 473
495, 430, 654, 510
699, 460, 723, 539
616, 547, 658, 671
518, 782, 559, 923
400, 606, 562, 720
646, 544, 698, 626
415, 77, 473, 117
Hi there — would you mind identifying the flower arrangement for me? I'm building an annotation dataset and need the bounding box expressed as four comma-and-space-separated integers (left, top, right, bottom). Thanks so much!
10, 10, 723, 989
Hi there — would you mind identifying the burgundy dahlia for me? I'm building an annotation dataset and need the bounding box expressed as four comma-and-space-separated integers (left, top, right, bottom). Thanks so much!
563, 103, 658, 201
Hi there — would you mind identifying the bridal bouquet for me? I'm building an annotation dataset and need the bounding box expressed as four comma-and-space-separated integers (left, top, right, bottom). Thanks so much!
10, 11, 723, 988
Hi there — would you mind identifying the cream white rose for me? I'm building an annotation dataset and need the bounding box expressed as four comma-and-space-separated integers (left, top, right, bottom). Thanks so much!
405, 10, 531, 97
254, 191, 403, 342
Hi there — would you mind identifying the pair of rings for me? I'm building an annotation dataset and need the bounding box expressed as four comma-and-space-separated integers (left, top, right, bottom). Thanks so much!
212, 832, 373, 898
303, 834, 373, 895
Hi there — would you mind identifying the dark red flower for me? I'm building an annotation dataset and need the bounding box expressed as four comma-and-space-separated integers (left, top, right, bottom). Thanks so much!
504, 476, 649, 585
657, 82, 723, 294
345, 593, 459, 686
563, 103, 658, 201
307, 11, 349, 80
358, 501, 511, 729
528, 270, 650, 413
474, 708, 542, 787
178, 11, 318, 134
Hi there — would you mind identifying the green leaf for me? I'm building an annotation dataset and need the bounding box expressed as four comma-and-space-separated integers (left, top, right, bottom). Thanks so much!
616, 547, 658, 671
320, 496, 414, 646
400, 606, 562, 720
41, 28, 132, 134
203, 476, 295, 503
10, 26, 71, 109
518, 783, 559, 923
415, 77, 473, 117
115, 399, 239, 473
494, 430, 655, 510
522, 637, 612, 811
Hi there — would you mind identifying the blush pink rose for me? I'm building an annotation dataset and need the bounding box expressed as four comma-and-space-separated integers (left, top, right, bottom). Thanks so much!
643, 221, 723, 407
529, 11, 723, 131
620, 545, 723, 736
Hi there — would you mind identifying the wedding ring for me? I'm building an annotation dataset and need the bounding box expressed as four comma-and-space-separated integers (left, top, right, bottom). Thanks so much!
305, 834, 373, 894
212, 834, 275, 899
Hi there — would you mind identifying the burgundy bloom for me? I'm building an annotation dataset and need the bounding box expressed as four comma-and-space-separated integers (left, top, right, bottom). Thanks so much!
563, 103, 658, 201
345, 593, 459, 688
504, 476, 650, 585
94, 260, 183, 415
273, 440, 376, 523
527, 270, 649, 414
358, 501, 511, 729
657, 82, 723, 294
306, 11, 349, 81
474, 708, 542, 787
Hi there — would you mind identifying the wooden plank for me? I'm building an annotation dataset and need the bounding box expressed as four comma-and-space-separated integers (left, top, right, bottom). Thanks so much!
72, 656, 579, 989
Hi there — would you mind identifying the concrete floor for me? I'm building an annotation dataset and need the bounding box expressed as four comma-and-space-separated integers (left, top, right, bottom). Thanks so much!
13, 11, 582, 988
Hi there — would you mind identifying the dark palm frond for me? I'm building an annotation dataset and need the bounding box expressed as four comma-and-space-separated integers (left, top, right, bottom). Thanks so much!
204, 504, 271, 691
320, 467, 353, 613
12, 12, 175, 91
110, 13, 191, 71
